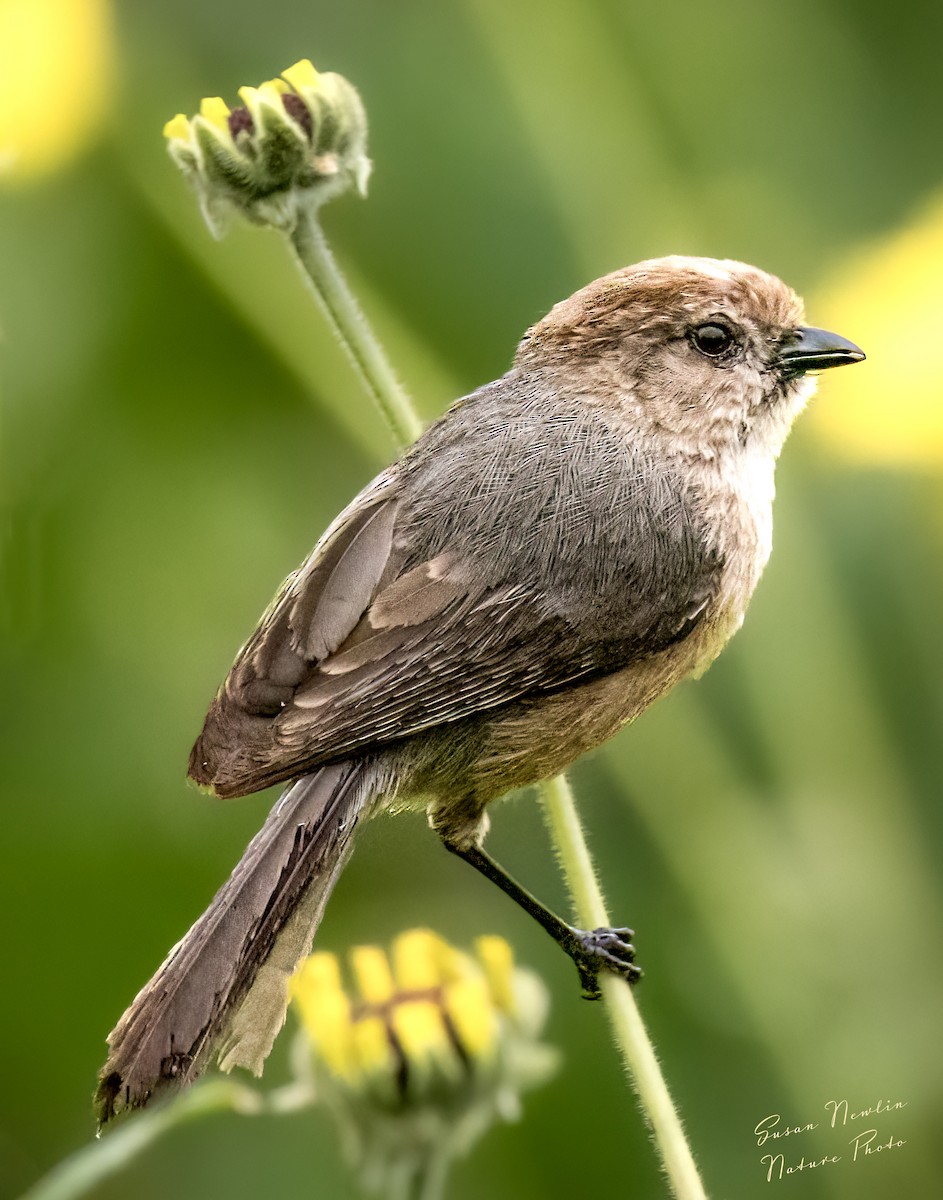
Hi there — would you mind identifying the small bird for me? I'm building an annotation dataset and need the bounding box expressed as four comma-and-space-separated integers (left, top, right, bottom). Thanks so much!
97, 255, 864, 1121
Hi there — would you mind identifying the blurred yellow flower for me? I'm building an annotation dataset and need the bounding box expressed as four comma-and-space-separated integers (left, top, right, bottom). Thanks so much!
291, 929, 558, 1198
0, 0, 114, 184
810, 191, 943, 467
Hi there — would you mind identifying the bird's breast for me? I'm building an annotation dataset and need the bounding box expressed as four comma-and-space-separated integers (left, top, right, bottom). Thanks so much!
703, 444, 777, 623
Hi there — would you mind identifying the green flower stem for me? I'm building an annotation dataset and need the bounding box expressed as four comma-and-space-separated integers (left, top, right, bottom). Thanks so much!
285, 205, 707, 1200
289, 205, 422, 448
21, 1081, 265, 1200
540, 775, 707, 1200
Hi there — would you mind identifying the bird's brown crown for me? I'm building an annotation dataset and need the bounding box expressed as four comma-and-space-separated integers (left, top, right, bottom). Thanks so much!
517, 256, 804, 364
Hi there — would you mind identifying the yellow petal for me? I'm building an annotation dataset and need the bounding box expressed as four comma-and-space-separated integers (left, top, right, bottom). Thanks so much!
162, 114, 191, 142
392, 928, 445, 991
350, 944, 395, 1005
290, 953, 356, 1079
199, 96, 231, 131
435, 939, 478, 986
255, 82, 283, 107
444, 976, 498, 1060
351, 1013, 396, 1078
261, 77, 291, 95
291, 949, 343, 1003
0, 0, 114, 184
475, 935, 516, 1013
390, 999, 456, 1074
236, 85, 260, 113
282, 58, 320, 93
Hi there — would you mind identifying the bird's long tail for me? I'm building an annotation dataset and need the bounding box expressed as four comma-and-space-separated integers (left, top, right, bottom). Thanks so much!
95, 760, 378, 1123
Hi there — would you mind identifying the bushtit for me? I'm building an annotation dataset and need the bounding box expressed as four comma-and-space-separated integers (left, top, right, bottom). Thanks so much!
96, 256, 863, 1121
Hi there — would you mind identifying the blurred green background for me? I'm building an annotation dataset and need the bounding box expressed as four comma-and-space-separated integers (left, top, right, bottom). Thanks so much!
2, 1, 942, 1197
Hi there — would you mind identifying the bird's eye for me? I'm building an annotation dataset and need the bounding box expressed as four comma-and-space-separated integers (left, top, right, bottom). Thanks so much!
690, 322, 736, 358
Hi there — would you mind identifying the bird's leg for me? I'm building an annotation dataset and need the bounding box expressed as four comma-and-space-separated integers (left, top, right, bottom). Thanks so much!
442, 839, 641, 999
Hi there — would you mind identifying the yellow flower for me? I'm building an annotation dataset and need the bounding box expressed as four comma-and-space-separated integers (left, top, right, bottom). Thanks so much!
162, 58, 370, 235
809, 190, 943, 468
0, 0, 114, 184
290, 930, 558, 1197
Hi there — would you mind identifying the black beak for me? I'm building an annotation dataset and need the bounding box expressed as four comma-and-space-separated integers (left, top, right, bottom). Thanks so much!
778, 326, 866, 378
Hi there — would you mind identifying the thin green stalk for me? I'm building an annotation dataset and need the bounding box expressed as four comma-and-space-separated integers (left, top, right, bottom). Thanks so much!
23, 1078, 316, 1200
417, 1151, 450, 1200
21, 1081, 264, 1200
289, 206, 422, 448
286, 206, 707, 1200
540, 776, 707, 1200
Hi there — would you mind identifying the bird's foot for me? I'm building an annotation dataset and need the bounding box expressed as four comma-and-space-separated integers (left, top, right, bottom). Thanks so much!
565, 926, 642, 1000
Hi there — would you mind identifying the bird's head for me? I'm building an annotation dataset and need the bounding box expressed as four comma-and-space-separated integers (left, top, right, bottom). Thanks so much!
517, 255, 865, 463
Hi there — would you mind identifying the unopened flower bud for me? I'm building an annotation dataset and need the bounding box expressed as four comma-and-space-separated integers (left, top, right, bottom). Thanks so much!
162, 59, 370, 236
290, 930, 559, 1197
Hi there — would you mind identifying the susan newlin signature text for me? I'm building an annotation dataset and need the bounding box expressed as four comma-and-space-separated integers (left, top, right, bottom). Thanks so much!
753, 1097, 907, 1182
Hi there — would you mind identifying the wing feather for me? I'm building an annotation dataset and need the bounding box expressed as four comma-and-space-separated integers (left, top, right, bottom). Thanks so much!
289, 500, 398, 661
189, 382, 722, 798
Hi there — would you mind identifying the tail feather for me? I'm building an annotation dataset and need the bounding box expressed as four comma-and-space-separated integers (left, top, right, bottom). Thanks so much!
95, 760, 376, 1123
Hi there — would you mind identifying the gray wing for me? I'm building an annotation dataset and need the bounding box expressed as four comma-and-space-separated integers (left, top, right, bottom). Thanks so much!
189, 376, 721, 798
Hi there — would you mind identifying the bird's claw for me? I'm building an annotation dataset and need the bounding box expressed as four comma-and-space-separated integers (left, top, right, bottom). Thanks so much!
568, 926, 642, 999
